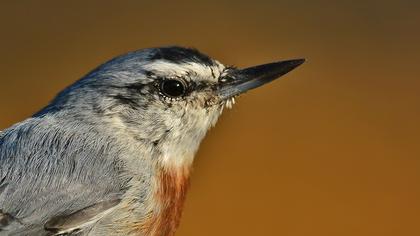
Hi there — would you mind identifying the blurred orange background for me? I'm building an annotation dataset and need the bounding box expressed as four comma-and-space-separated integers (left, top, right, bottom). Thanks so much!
1, 1, 419, 235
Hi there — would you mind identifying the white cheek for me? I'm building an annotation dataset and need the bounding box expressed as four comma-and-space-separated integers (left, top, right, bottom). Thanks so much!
159, 107, 223, 169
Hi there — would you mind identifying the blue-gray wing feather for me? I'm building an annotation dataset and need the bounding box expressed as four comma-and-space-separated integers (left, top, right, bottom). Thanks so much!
0, 116, 128, 235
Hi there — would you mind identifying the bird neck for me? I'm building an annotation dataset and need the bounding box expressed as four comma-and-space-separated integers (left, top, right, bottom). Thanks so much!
145, 165, 191, 236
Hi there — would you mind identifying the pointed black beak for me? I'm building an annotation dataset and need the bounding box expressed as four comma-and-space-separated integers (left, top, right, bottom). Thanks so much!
218, 59, 305, 99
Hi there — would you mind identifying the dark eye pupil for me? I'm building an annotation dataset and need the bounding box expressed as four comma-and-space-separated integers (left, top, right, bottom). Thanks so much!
160, 80, 186, 97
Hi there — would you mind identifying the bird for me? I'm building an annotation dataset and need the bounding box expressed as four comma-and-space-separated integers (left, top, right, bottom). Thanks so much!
0, 46, 304, 236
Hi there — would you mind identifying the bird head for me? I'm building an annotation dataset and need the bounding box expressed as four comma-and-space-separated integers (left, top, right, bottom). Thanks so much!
37, 46, 304, 168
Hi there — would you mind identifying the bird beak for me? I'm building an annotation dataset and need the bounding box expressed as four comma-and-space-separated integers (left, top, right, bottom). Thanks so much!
217, 59, 305, 99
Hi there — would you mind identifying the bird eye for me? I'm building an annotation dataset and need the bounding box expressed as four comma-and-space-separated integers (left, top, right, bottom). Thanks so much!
160, 79, 186, 98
